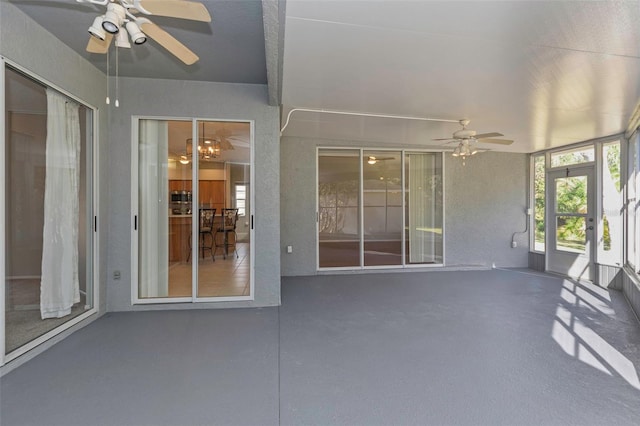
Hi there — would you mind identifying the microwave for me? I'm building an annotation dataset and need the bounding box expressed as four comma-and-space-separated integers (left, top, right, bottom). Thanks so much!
170, 191, 191, 203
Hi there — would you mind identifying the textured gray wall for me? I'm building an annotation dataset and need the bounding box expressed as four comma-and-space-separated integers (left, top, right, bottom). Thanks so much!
0, 1, 108, 370
445, 150, 529, 267
280, 136, 529, 276
107, 77, 280, 311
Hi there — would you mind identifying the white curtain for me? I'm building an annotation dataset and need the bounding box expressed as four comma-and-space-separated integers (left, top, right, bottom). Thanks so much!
139, 120, 169, 298
408, 153, 436, 263
40, 89, 80, 319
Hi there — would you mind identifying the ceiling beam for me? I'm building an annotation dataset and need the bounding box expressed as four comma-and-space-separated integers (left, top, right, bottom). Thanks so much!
262, 0, 286, 107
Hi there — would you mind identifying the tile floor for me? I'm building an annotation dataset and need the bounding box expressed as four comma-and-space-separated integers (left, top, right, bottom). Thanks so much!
168, 242, 250, 297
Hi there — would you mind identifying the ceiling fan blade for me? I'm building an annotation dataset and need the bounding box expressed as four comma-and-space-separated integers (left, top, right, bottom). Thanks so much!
432, 138, 455, 141
86, 34, 113, 54
134, 0, 212, 22
474, 132, 503, 139
477, 138, 514, 145
138, 20, 199, 65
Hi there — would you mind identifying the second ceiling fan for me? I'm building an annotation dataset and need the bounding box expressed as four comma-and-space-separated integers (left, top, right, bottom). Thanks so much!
79, 0, 211, 65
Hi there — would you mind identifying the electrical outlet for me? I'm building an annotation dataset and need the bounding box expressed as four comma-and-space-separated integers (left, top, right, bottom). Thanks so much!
286, 245, 293, 254
526, 208, 533, 215
511, 241, 517, 248
113, 270, 121, 280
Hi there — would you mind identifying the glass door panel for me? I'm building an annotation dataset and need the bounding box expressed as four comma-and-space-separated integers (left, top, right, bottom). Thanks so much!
318, 150, 361, 268
547, 168, 595, 281
139, 119, 191, 299
405, 153, 443, 264
363, 151, 402, 266
196, 121, 251, 298
5, 66, 94, 354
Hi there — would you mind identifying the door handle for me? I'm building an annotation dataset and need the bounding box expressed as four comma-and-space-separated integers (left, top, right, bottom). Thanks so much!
587, 225, 594, 230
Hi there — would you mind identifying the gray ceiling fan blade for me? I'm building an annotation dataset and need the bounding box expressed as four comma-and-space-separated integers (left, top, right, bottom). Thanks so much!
432, 138, 455, 141
477, 138, 514, 145
474, 132, 503, 139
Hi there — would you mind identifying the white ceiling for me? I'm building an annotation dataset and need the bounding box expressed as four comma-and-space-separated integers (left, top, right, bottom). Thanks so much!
8, 1, 640, 154
281, 0, 640, 153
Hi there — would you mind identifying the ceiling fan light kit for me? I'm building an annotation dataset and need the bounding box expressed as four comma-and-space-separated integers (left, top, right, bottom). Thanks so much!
102, 2, 126, 34
88, 15, 106, 40
125, 21, 146, 45
81, 0, 211, 65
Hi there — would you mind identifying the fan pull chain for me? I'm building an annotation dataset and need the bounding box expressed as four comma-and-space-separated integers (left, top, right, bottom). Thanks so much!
105, 47, 110, 105
115, 42, 120, 108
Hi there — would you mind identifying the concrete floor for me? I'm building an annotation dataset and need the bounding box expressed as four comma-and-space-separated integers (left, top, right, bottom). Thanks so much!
2, 269, 640, 425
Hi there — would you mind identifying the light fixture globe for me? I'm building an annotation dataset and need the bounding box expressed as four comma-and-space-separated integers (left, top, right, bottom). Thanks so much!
102, 3, 126, 34
126, 21, 147, 45
88, 16, 106, 41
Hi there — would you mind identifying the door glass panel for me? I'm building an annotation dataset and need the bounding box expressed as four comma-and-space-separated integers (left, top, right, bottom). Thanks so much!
139, 119, 252, 300
556, 216, 586, 253
5, 66, 94, 354
555, 176, 587, 214
405, 152, 443, 264
318, 150, 361, 268
363, 151, 402, 266
196, 121, 251, 298
139, 119, 187, 298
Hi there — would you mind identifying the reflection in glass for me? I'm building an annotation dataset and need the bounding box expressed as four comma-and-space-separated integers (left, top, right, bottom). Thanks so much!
364, 151, 402, 266
318, 150, 361, 268
5, 67, 93, 354
405, 153, 443, 264
556, 216, 586, 253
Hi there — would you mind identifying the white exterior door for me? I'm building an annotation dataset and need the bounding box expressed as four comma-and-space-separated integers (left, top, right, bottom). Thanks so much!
546, 166, 595, 281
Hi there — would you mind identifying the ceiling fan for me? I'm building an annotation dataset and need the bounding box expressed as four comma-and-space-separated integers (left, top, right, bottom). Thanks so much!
433, 119, 513, 161
366, 155, 394, 165
78, 0, 212, 65
434, 119, 514, 146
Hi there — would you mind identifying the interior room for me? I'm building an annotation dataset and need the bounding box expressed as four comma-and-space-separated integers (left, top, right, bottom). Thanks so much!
1, 0, 640, 425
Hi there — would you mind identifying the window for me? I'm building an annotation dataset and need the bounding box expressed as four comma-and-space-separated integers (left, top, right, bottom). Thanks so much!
235, 184, 247, 216
627, 134, 639, 271
600, 141, 622, 266
533, 154, 545, 252
550, 146, 595, 167
317, 149, 443, 269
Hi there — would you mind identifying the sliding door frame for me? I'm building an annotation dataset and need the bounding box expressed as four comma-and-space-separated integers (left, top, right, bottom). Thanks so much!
1, 58, 100, 366
316, 147, 446, 272
131, 116, 255, 305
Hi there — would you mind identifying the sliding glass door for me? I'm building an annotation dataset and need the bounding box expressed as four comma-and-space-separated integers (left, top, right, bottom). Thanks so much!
134, 118, 253, 303
317, 149, 443, 270
3, 64, 96, 360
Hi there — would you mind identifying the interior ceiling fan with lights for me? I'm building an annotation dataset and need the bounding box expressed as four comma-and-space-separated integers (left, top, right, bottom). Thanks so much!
433, 119, 514, 161
178, 124, 249, 164
78, 0, 211, 65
